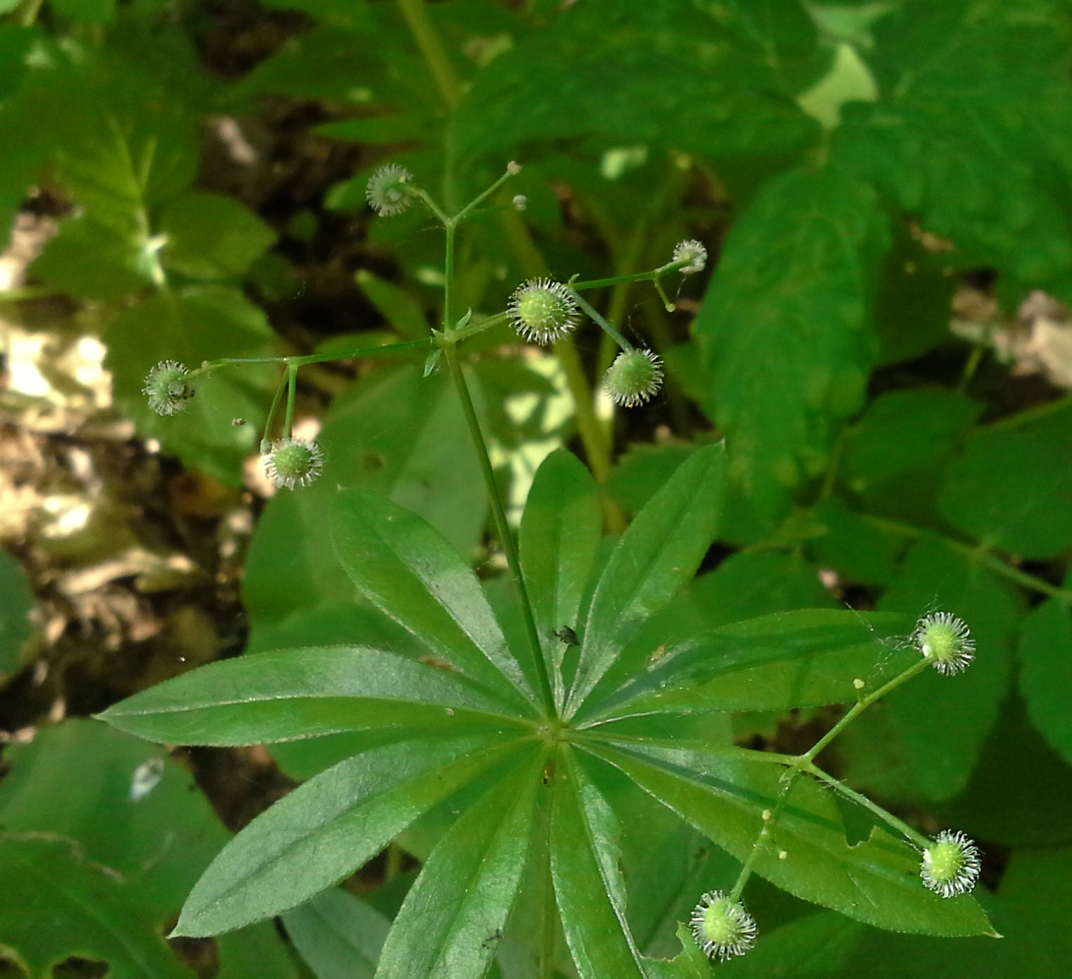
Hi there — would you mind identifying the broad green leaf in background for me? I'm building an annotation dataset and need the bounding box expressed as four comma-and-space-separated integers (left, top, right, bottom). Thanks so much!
1018, 598, 1072, 766
586, 610, 916, 723
0, 549, 32, 678
355, 269, 433, 341
107, 286, 276, 484
453, 0, 818, 163
282, 888, 390, 979
939, 403, 1072, 559
695, 164, 889, 523
840, 388, 980, 494
840, 541, 1020, 802
242, 365, 486, 624
158, 190, 277, 280
836, 0, 1072, 302
332, 487, 534, 709
587, 741, 993, 937
97, 645, 526, 746
567, 443, 726, 714
0, 834, 191, 979
519, 449, 602, 667
0, 722, 300, 976
172, 732, 522, 937
375, 748, 541, 979
808, 498, 899, 587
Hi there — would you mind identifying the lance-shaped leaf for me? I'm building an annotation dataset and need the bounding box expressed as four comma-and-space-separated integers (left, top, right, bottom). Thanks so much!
333, 488, 535, 710
520, 449, 602, 705
282, 889, 390, 979
97, 646, 523, 746
550, 750, 709, 979
581, 611, 917, 723
172, 732, 524, 937
376, 745, 542, 979
566, 443, 726, 715
586, 741, 994, 937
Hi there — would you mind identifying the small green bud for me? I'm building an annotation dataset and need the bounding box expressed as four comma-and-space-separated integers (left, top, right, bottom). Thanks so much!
672, 239, 707, 275
366, 164, 414, 216
602, 348, 664, 407
507, 279, 581, 344
263, 437, 324, 490
921, 830, 981, 898
689, 891, 757, 962
913, 611, 974, 675
143, 360, 194, 416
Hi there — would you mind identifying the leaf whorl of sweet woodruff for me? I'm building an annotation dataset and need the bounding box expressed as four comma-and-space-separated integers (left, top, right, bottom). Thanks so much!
602, 348, 664, 407
263, 437, 324, 490
143, 360, 195, 416
507, 279, 582, 344
366, 164, 414, 216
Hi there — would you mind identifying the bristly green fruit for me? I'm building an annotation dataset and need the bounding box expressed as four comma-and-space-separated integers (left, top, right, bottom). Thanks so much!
921, 830, 982, 898
143, 360, 194, 416
602, 348, 663, 407
689, 890, 758, 961
913, 611, 975, 675
263, 437, 324, 490
366, 164, 414, 216
672, 238, 707, 275
507, 278, 581, 344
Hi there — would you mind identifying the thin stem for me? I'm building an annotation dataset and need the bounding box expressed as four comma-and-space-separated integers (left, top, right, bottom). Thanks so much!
444, 220, 457, 329
571, 260, 692, 292
569, 287, 633, 353
395, 0, 462, 109
190, 338, 434, 377
453, 166, 519, 224
442, 342, 556, 714
803, 658, 930, 763
260, 370, 289, 450
864, 514, 1072, 604
440, 311, 510, 344
804, 762, 930, 850
283, 363, 298, 437
15, 0, 45, 27
729, 773, 797, 902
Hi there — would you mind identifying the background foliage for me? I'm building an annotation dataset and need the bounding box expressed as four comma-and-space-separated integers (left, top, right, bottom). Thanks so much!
2, 0, 1072, 976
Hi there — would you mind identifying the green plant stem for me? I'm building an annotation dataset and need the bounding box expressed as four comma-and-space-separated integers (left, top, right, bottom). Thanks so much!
283, 363, 298, 437
864, 514, 1072, 604
395, 0, 462, 109
15, 0, 45, 27
804, 763, 930, 850
442, 342, 556, 715
260, 369, 289, 450
191, 338, 433, 377
569, 288, 633, 353
730, 773, 797, 902
571, 261, 692, 292
803, 658, 929, 763
454, 167, 519, 224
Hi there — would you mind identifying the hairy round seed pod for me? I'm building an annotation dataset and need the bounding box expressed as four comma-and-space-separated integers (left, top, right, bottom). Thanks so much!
921, 830, 982, 898
602, 348, 664, 407
507, 279, 581, 344
913, 611, 975, 675
366, 164, 414, 216
689, 891, 758, 962
263, 437, 325, 490
673, 239, 708, 274
143, 360, 194, 416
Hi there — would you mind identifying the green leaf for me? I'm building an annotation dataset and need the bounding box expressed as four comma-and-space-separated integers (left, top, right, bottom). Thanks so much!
453, 0, 818, 161
836, 0, 1072, 301
158, 190, 277, 280
355, 269, 432, 341
808, 498, 898, 587
587, 610, 916, 722
695, 164, 890, 522
97, 645, 525, 746
107, 286, 276, 484
519, 449, 602, 686
550, 751, 648, 979
375, 747, 541, 979
0, 834, 190, 979
242, 365, 486, 623
567, 443, 726, 714
0, 549, 32, 678
173, 731, 523, 937
282, 889, 390, 979
841, 388, 981, 493
587, 741, 993, 937
1018, 598, 1072, 766
332, 488, 534, 710
607, 442, 699, 514
0, 720, 230, 918
938, 403, 1072, 559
